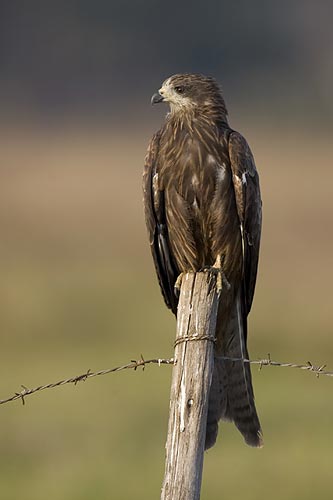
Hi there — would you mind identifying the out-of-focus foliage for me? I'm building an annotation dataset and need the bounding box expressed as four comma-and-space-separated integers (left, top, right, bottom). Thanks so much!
0, 124, 332, 500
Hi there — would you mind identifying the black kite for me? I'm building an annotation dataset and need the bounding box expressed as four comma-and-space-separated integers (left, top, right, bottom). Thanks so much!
143, 73, 262, 449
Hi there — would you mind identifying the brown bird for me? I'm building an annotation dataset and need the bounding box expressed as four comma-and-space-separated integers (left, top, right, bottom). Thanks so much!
143, 73, 262, 449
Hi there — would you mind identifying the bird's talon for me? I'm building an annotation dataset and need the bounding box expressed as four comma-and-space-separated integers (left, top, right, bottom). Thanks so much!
216, 273, 222, 293
202, 265, 230, 293
174, 273, 184, 296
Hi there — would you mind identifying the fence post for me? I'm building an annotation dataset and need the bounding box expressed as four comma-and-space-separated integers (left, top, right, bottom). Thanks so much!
161, 271, 219, 500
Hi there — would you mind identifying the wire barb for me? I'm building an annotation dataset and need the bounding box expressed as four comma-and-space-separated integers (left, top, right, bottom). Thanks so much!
0, 354, 332, 407
217, 354, 333, 378
0, 357, 174, 406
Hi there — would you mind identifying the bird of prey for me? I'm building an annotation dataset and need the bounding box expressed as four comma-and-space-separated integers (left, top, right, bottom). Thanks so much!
143, 73, 262, 449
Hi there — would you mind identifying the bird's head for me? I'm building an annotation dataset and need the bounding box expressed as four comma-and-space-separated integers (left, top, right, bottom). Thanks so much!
151, 73, 228, 120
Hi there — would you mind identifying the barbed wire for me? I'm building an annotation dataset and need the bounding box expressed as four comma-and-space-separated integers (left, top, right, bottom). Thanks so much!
0, 356, 174, 406
218, 354, 331, 377
0, 354, 331, 407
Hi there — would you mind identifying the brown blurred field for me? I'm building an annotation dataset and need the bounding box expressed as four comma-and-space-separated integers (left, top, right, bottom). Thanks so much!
0, 121, 332, 500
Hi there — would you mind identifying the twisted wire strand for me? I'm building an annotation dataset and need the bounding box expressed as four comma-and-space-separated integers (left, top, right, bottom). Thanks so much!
0, 356, 174, 406
0, 354, 331, 406
218, 354, 331, 377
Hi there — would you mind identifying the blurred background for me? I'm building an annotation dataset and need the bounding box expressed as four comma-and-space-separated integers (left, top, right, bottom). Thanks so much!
0, 1, 332, 499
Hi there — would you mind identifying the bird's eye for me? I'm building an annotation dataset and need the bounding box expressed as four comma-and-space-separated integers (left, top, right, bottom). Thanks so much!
174, 85, 186, 94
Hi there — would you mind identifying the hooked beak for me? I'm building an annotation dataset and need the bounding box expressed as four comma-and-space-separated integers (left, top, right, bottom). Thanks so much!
151, 92, 164, 105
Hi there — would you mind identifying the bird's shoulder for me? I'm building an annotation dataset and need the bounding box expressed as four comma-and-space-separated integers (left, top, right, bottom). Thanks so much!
228, 130, 258, 179
144, 130, 162, 173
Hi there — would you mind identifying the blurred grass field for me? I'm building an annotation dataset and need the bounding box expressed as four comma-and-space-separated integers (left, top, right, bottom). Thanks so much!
0, 121, 332, 499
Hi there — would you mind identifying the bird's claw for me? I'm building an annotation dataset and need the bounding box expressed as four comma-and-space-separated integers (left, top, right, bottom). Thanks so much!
210, 267, 230, 293
200, 256, 230, 293
174, 272, 184, 297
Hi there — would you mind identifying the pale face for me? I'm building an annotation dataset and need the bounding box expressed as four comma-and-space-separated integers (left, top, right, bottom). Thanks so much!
157, 77, 194, 112
151, 73, 226, 118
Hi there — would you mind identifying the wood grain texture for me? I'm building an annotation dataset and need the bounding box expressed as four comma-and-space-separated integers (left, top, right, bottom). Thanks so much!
161, 272, 219, 500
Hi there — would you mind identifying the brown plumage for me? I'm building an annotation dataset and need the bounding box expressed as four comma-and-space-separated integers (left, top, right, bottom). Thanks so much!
143, 73, 262, 449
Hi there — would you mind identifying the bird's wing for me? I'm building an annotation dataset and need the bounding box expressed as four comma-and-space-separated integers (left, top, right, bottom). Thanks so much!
228, 131, 262, 314
143, 131, 179, 314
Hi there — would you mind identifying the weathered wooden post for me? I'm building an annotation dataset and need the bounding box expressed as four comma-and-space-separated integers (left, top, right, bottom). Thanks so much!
161, 271, 220, 500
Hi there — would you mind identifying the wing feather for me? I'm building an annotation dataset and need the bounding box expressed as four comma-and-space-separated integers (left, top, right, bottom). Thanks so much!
228, 131, 262, 314
143, 131, 179, 314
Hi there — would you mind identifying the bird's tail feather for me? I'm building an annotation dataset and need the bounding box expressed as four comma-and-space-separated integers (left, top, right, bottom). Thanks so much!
205, 293, 262, 450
